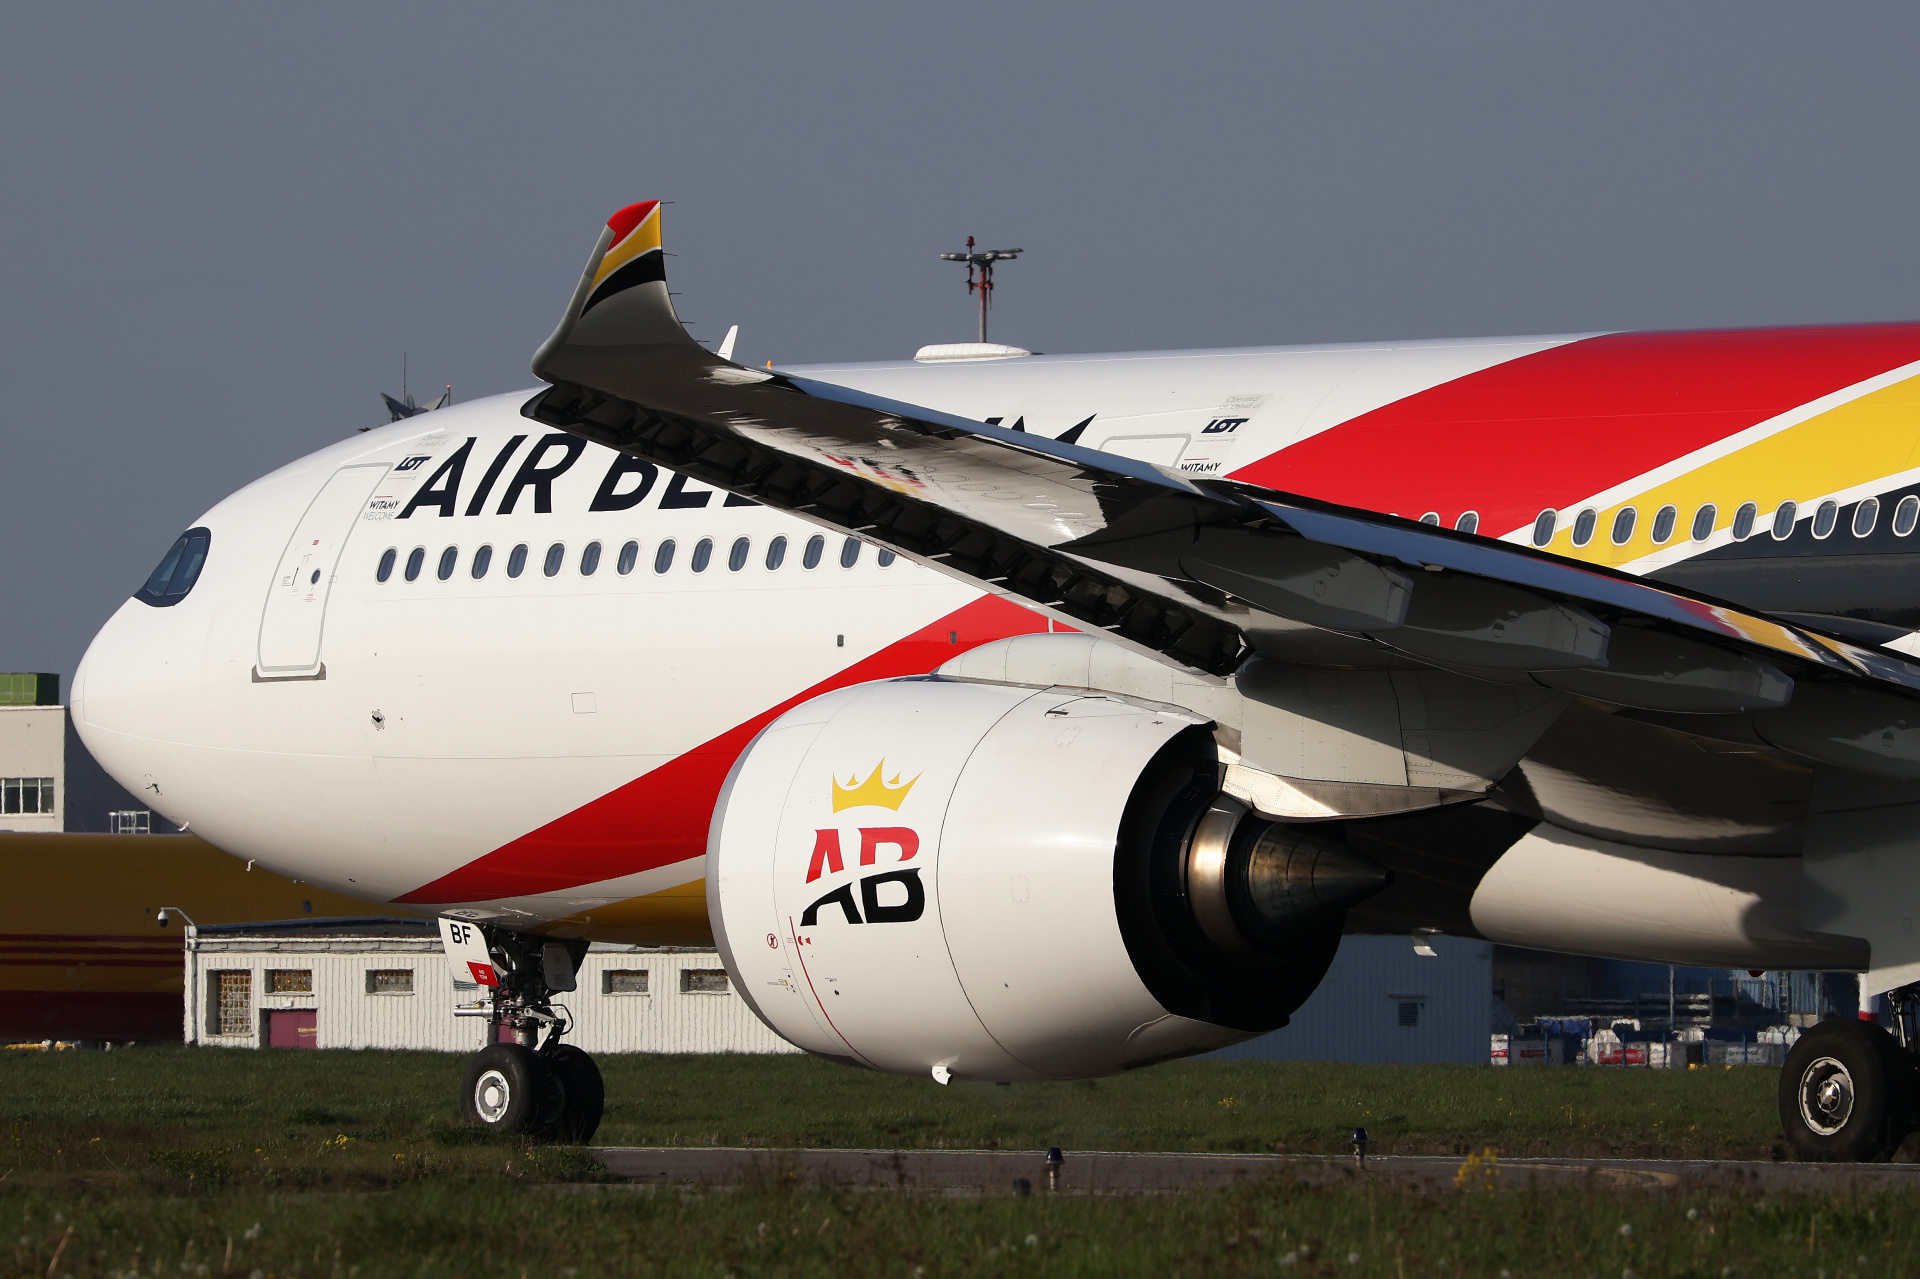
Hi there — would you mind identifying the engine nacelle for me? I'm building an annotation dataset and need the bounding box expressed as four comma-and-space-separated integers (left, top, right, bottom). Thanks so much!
707, 677, 1385, 1082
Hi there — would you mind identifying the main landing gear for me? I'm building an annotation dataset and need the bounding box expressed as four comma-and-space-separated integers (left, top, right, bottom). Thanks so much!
455, 927, 603, 1144
1778, 984, 1919, 1162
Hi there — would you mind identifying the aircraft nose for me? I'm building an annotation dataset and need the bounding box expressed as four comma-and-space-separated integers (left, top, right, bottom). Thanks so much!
73, 528, 219, 828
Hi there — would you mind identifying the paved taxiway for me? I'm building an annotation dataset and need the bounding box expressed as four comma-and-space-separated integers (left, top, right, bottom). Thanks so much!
595, 1148, 1920, 1194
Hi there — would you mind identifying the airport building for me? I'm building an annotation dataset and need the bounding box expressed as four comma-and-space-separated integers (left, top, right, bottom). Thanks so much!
0, 673, 174, 834
179, 919, 797, 1055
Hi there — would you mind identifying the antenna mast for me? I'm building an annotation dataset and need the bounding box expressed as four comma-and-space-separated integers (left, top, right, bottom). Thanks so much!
939, 237, 1023, 342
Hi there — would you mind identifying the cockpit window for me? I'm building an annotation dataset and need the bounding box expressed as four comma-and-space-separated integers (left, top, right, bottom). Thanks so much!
136, 527, 212, 608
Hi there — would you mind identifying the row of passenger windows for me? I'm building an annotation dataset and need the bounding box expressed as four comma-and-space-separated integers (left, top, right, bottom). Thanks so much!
375, 534, 898, 584
1414, 495, 1920, 549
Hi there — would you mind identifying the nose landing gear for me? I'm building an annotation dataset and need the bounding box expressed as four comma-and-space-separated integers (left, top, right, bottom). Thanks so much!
450, 926, 603, 1143
1778, 985, 1918, 1162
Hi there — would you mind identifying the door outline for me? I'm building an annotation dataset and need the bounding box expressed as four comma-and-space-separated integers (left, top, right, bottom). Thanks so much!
256, 463, 391, 679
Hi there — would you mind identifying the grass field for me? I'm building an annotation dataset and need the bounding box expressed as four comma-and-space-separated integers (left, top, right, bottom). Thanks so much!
2, 1045, 1914, 1277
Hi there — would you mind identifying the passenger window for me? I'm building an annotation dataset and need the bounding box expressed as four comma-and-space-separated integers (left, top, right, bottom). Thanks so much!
803, 535, 825, 569
840, 537, 861, 568
1691, 504, 1717, 542
1531, 510, 1556, 547
1732, 502, 1757, 540
878, 549, 897, 567
137, 527, 213, 607
581, 542, 602, 576
655, 539, 676, 573
471, 545, 492, 579
543, 543, 565, 577
405, 548, 426, 582
1896, 495, 1920, 536
765, 536, 787, 570
1571, 509, 1597, 547
1770, 501, 1797, 540
1854, 498, 1880, 537
377, 548, 397, 583
1610, 507, 1636, 546
437, 547, 457, 581
1651, 505, 1676, 544
1812, 500, 1838, 539
1454, 511, 1478, 535
728, 537, 750, 571
1418, 512, 1440, 526
507, 544, 529, 578
692, 538, 713, 572
617, 541, 638, 575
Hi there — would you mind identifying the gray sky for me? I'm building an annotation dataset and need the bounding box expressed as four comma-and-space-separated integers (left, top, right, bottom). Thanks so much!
5, 3, 1920, 678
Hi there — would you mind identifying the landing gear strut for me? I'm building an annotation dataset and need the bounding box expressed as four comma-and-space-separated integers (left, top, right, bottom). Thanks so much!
1778, 984, 1918, 1162
454, 927, 603, 1143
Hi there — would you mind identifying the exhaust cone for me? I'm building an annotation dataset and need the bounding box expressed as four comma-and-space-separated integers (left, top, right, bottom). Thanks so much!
1238, 825, 1389, 932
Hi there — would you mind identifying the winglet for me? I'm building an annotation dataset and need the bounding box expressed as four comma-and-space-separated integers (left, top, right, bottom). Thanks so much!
532, 200, 699, 381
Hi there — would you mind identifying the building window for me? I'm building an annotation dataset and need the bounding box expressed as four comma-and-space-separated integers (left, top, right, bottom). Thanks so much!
267, 969, 313, 994
681, 969, 730, 994
366, 969, 415, 995
108, 809, 151, 834
1, 778, 55, 815
211, 971, 252, 1036
1397, 1001, 1421, 1028
602, 969, 650, 995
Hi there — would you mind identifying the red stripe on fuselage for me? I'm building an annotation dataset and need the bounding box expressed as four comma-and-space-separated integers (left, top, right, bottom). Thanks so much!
394, 595, 1051, 904
1230, 324, 1920, 535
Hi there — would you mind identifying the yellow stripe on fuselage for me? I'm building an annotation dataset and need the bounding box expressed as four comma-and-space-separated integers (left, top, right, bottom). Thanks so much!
1543, 370, 1920, 568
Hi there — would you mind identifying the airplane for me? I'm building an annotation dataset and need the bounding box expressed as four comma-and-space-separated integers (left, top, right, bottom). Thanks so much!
75, 199, 1920, 1159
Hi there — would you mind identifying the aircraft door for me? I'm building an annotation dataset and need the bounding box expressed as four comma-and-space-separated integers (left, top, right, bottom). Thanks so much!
256, 464, 390, 678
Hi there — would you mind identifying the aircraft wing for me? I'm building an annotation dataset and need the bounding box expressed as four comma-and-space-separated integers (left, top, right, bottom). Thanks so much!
526, 201, 1920, 780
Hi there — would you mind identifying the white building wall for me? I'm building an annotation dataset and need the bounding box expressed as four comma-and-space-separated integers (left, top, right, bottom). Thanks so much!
1208, 934, 1493, 1064
183, 937, 798, 1054
0, 706, 64, 832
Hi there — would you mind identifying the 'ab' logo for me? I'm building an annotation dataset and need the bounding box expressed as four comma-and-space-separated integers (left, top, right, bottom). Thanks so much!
801, 761, 926, 926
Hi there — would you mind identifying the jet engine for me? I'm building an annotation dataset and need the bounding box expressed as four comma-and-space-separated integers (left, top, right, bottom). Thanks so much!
706, 677, 1387, 1082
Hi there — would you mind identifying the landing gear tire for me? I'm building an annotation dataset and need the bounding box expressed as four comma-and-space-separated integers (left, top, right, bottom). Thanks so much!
1779, 1019, 1915, 1162
462, 1043, 547, 1136
543, 1044, 604, 1144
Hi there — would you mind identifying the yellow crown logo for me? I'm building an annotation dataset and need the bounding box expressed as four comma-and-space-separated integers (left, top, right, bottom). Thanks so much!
832, 761, 921, 813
